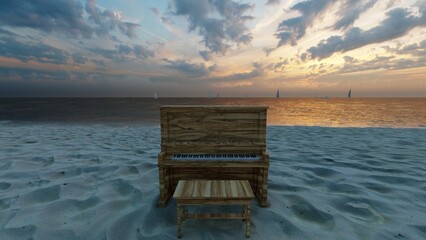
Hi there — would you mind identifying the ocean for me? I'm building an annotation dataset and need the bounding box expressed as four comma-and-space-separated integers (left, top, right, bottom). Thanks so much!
1, 97, 425, 127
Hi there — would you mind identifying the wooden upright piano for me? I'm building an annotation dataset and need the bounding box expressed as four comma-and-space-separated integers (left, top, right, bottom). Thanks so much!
157, 105, 269, 207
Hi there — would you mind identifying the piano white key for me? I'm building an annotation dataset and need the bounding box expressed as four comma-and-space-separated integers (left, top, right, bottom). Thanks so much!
171, 154, 260, 160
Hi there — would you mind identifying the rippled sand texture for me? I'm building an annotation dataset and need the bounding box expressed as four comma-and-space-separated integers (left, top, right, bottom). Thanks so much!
0, 124, 425, 239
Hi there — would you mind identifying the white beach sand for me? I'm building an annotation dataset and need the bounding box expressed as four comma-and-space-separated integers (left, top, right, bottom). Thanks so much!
0, 123, 425, 239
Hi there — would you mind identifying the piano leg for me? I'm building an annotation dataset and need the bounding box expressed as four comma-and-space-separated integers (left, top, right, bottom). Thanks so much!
260, 167, 270, 207
157, 166, 170, 207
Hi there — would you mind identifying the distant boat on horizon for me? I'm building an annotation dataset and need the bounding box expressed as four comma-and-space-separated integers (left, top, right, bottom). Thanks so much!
276, 88, 280, 98
348, 89, 352, 98
153, 92, 158, 99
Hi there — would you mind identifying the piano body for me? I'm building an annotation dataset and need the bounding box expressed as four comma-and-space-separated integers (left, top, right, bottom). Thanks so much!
157, 105, 269, 207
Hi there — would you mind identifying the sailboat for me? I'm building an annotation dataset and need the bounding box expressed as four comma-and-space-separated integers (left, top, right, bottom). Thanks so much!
347, 89, 352, 98
153, 92, 158, 99
276, 88, 280, 98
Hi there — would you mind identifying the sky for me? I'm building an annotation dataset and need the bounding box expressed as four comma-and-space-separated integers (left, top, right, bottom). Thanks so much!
0, 0, 425, 97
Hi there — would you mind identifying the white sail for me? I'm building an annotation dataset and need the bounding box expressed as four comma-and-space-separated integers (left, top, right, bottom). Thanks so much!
154, 92, 158, 99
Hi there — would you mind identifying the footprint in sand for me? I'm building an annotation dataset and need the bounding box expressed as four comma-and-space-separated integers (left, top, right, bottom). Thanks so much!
0, 182, 12, 190
334, 197, 385, 224
0, 225, 37, 240
287, 195, 335, 229
18, 185, 60, 206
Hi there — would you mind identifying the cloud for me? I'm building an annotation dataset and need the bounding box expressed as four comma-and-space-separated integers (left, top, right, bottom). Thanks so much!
72, 53, 88, 64
275, 0, 335, 47
90, 44, 155, 62
343, 55, 356, 63
266, 0, 280, 5
307, 7, 426, 59
162, 59, 216, 76
199, 51, 213, 61
151, 7, 174, 24
0, 0, 138, 39
267, 58, 292, 72
0, 66, 114, 97
133, 45, 155, 59
338, 55, 426, 74
334, 0, 377, 30
274, 0, 382, 47
171, 0, 254, 57
384, 39, 426, 56
0, 36, 71, 64
211, 62, 263, 82
85, 0, 139, 38
0, 66, 73, 82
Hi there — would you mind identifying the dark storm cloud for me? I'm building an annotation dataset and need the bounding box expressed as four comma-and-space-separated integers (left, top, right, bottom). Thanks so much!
275, 0, 335, 47
163, 59, 216, 77
0, 0, 138, 39
0, 36, 70, 64
171, 0, 254, 57
307, 7, 426, 60
334, 0, 377, 30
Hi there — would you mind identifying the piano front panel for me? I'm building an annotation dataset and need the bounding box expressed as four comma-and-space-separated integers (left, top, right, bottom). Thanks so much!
161, 107, 267, 151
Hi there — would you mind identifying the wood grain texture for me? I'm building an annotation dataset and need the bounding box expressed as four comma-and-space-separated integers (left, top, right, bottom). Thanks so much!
173, 180, 254, 199
157, 105, 269, 208
174, 180, 253, 238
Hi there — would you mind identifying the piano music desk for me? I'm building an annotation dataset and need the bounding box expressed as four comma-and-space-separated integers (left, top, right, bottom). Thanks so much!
173, 180, 254, 238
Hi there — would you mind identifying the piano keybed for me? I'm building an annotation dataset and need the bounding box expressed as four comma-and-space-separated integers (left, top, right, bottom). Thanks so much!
171, 154, 260, 161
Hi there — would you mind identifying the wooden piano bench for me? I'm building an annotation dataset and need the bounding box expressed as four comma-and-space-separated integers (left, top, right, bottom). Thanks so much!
173, 180, 255, 238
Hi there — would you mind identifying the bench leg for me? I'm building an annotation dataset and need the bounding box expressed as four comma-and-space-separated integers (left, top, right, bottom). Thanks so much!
177, 204, 183, 238
244, 205, 251, 238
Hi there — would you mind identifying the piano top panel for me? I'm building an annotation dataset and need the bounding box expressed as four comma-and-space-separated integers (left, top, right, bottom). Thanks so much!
160, 105, 267, 153
161, 105, 268, 111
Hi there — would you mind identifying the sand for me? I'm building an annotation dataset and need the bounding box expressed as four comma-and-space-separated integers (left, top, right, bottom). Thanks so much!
0, 123, 425, 239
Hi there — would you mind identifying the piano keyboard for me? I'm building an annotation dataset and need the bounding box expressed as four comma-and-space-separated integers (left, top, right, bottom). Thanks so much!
171, 154, 260, 161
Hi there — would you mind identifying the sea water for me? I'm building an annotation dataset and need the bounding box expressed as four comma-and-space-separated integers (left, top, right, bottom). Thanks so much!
0, 97, 425, 127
